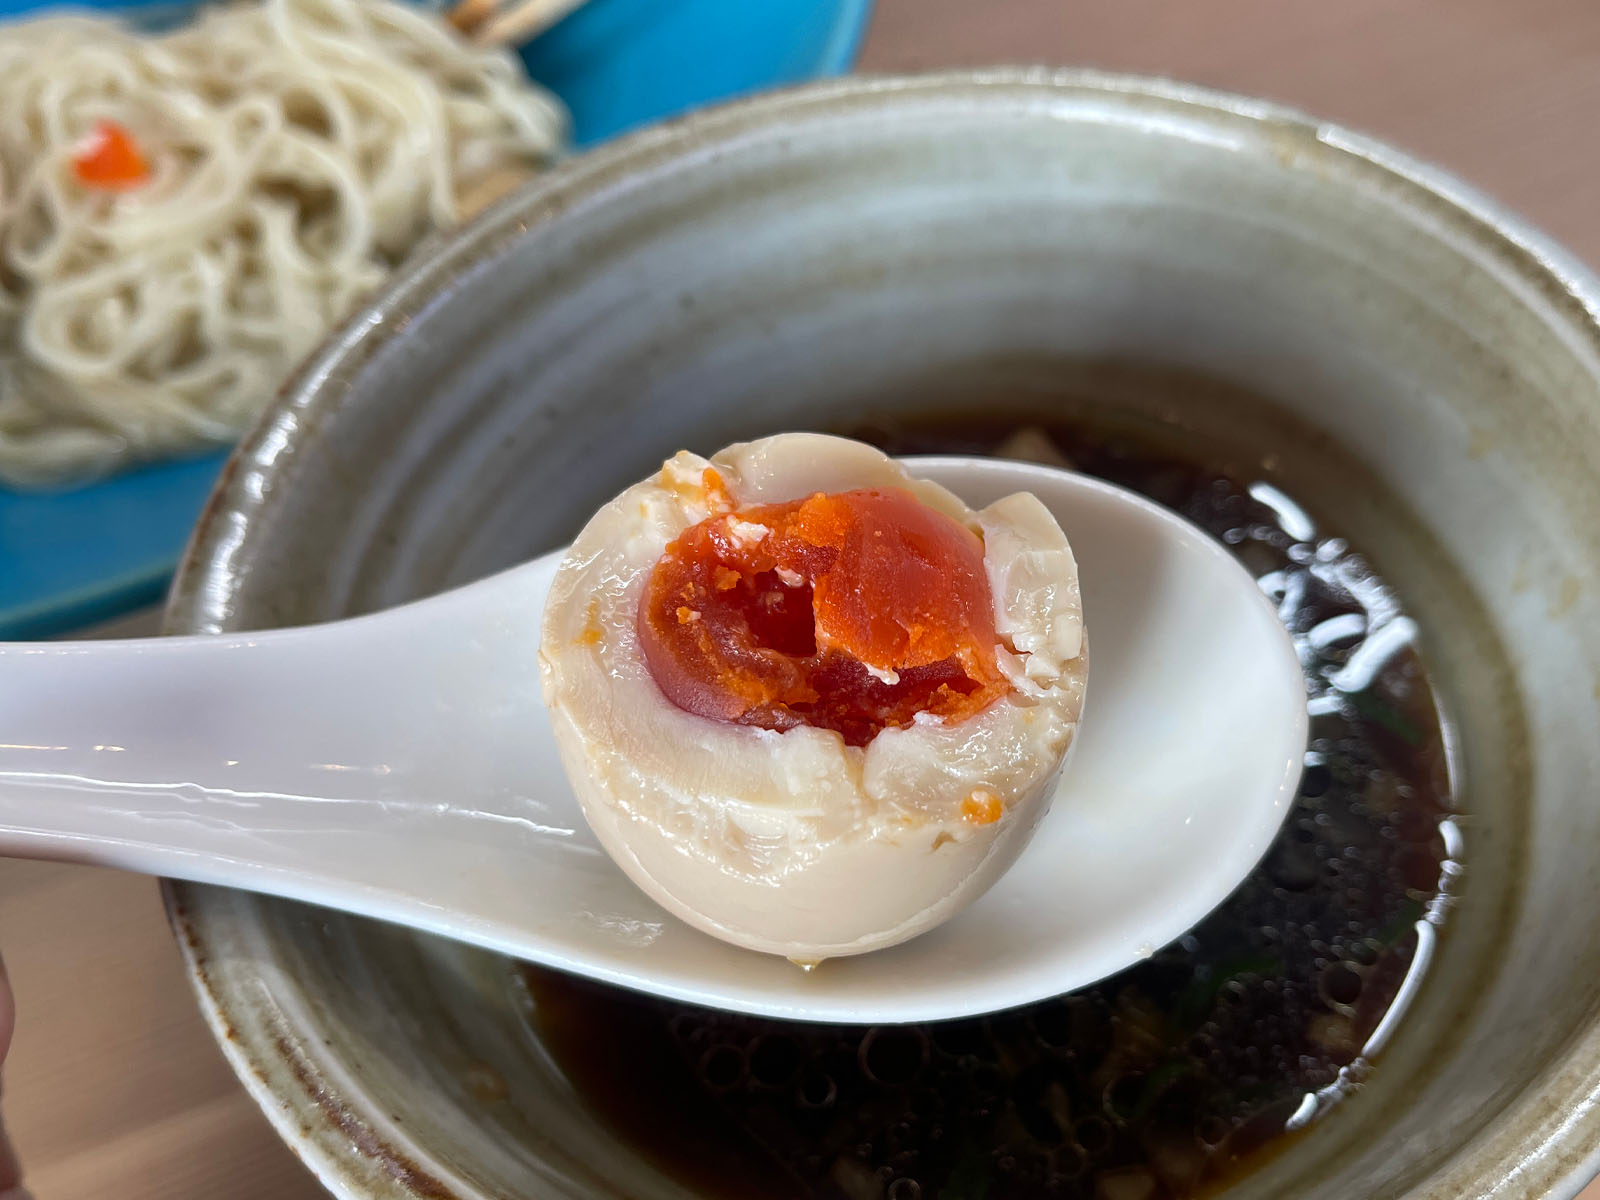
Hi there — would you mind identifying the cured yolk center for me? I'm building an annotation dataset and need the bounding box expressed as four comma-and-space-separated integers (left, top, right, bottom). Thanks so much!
638, 487, 1010, 747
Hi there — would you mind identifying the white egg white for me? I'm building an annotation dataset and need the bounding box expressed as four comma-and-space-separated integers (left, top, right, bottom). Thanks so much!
538, 433, 1088, 960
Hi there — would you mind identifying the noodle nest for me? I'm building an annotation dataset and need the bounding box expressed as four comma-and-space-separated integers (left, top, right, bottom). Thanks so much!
0, 0, 566, 487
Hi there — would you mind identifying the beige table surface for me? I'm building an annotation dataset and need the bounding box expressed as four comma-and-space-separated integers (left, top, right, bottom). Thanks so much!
9, 1, 1600, 1196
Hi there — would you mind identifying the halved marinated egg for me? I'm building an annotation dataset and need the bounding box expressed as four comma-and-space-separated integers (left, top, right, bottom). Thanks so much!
538, 433, 1088, 961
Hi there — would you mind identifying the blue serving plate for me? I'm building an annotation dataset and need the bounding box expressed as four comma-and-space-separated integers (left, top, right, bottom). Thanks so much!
0, 0, 873, 638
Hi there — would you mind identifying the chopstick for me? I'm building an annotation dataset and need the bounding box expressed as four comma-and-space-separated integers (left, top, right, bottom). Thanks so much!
447, 0, 591, 47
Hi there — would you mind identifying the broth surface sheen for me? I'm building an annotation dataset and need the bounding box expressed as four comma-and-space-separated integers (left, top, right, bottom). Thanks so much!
518, 416, 1461, 1200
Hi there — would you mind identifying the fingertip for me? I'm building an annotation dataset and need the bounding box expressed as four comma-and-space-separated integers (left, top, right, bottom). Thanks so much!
0, 955, 13, 1067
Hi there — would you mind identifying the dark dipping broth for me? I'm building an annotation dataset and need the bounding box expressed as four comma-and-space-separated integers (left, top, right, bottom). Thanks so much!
518, 413, 1461, 1200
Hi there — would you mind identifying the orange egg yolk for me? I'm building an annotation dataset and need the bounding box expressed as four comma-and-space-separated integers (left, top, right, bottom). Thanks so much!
638, 487, 1010, 747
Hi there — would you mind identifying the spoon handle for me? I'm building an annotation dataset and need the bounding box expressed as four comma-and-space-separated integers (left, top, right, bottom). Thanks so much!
0, 559, 557, 901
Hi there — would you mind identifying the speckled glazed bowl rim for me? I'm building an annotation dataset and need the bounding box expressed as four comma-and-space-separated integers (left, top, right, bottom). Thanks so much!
161, 69, 1600, 1200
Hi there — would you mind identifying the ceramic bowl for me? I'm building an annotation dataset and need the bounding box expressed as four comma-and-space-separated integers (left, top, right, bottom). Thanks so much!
164, 71, 1600, 1198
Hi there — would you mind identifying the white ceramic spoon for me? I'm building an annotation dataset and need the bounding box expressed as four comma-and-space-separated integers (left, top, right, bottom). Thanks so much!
0, 458, 1305, 1023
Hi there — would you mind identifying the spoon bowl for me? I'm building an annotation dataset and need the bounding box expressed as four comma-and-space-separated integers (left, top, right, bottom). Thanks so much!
0, 456, 1303, 1022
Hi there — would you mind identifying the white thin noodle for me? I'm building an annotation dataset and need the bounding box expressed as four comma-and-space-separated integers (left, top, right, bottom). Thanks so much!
0, 0, 566, 487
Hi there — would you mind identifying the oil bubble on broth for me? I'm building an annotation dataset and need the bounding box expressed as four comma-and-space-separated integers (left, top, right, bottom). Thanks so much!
515, 413, 1462, 1200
